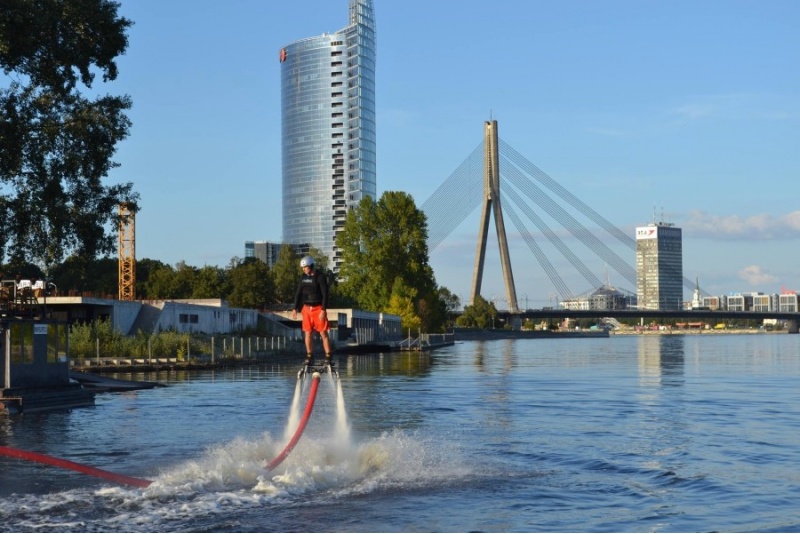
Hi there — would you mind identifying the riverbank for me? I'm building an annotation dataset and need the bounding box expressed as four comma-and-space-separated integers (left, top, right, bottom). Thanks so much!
610, 328, 786, 335
452, 327, 609, 340
68, 351, 307, 375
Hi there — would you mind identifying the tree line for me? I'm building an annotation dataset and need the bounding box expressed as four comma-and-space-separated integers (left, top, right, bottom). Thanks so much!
2, 191, 466, 333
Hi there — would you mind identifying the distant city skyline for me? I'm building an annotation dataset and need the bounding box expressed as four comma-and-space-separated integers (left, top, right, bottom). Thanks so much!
104, 0, 799, 304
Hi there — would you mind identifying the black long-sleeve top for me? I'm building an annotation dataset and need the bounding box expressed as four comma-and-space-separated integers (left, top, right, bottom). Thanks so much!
293, 269, 329, 312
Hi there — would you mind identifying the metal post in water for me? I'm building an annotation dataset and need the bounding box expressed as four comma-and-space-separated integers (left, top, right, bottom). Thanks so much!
4, 327, 11, 389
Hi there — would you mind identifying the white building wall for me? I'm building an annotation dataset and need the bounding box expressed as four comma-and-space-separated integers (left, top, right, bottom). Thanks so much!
153, 301, 259, 334
112, 301, 144, 334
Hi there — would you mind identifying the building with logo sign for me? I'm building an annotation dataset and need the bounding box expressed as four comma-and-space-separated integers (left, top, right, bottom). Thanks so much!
635, 222, 683, 310
279, 0, 376, 271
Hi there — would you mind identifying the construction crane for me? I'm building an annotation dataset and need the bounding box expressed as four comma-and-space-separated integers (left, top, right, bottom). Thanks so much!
118, 203, 135, 301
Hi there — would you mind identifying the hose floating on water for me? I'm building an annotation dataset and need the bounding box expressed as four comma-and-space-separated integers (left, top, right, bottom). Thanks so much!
0, 445, 152, 488
265, 371, 321, 471
1, 369, 325, 486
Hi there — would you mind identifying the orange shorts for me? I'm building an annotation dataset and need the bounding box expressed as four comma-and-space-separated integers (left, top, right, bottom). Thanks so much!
301, 304, 329, 333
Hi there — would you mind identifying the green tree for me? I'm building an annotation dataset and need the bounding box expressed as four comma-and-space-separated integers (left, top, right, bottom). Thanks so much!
272, 244, 300, 304
306, 246, 329, 273
135, 258, 169, 298
191, 265, 229, 299
456, 295, 498, 329
438, 286, 461, 314
0, 0, 138, 270
385, 278, 422, 332
86, 257, 119, 297
1, 261, 42, 282
145, 265, 179, 299
163, 261, 196, 299
228, 258, 274, 309
337, 191, 443, 331
49, 255, 117, 296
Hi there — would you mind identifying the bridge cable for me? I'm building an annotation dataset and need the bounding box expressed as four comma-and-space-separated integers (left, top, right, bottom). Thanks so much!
422, 141, 484, 251
501, 195, 574, 300
502, 157, 638, 287
500, 139, 636, 249
501, 139, 709, 296
502, 181, 603, 292
422, 143, 483, 250
419, 136, 707, 299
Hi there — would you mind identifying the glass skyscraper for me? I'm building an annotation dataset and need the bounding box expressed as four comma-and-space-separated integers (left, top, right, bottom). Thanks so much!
635, 222, 684, 310
279, 0, 376, 271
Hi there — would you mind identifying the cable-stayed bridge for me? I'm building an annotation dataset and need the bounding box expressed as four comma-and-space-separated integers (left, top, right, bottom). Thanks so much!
421, 119, 703, 312
419, 121, 800, 332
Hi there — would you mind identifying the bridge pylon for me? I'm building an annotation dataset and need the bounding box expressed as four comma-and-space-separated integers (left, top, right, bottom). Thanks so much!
470, 120, 519, 312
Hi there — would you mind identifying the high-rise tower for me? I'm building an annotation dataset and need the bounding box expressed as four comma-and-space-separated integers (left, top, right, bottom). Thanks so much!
280, 0, 376, 271
635, 221, 683, 310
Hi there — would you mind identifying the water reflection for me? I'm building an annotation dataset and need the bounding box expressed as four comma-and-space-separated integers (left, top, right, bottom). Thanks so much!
472, 339, 515, 375
638, 335, 685, 387
468, 340, 516, 435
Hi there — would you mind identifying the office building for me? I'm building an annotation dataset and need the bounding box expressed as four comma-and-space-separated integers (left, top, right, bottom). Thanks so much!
244, 241, 310, 269
751, 293, 774, 313
279, 0, 377, 271
635, 221, 683, 310
779, 292, 799, 312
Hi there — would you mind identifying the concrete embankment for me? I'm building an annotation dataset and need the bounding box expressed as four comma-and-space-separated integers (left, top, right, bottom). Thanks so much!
451, 328, 609, 341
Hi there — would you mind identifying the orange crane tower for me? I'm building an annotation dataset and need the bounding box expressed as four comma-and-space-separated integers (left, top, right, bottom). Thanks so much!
118, 203, 135, 301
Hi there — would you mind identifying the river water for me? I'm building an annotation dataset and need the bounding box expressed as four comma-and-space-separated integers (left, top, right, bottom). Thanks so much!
1, 334, 799, 532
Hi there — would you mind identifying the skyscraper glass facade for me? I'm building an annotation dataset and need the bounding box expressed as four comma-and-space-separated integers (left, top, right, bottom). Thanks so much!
280, 0, 376, 271
635, 223, 684, 310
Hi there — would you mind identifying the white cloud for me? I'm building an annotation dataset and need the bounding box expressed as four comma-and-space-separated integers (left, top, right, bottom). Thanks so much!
671, 102, 715, 120
738, 265, 778, 286
684, 210, 800, 240
667, 93, 797, 122
583, 126, 627, 137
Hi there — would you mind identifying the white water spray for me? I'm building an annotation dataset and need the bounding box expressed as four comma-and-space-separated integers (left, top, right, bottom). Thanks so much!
284, 376, 304, 442
334, 375, 350, 445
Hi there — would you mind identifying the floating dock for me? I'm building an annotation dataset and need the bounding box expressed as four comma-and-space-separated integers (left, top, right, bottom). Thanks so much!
1, 318, 96, 413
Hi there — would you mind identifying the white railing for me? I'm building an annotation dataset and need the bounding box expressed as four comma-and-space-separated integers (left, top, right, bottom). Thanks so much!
399, 331, 454, 351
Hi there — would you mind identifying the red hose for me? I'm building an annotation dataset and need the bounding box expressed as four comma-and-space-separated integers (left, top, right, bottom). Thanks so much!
0, 445, 152, 488
265, 371, 321, 471
0, 371, 323, 486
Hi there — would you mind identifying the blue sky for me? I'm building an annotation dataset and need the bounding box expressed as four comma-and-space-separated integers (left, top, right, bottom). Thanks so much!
105, 0, 799, 307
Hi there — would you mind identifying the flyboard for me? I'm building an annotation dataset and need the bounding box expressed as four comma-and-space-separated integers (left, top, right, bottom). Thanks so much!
0, 358, 339, 487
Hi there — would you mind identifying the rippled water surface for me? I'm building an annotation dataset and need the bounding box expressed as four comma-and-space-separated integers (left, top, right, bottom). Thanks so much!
1, 334, 799, 532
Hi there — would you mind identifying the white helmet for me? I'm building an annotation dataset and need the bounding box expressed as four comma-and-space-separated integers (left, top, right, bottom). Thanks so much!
299, 256, 314, 268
